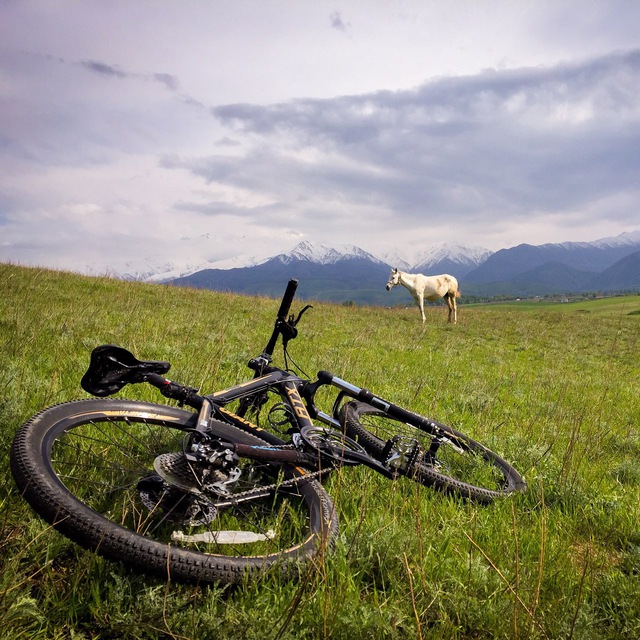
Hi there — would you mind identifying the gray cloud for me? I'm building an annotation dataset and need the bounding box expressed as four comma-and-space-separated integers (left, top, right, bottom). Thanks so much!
330, 11, 351, 33
154, 73, 179, 91
81, 60, 128, 78
193, 50, 639, 230
80, 59, 180, 92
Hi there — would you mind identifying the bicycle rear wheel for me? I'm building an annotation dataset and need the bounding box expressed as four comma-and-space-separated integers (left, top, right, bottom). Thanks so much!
340, 401, 525, 503
10, 399, 337, 584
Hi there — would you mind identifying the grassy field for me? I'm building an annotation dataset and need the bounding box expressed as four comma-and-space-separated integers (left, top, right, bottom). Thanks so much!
468, 295, 640, 316
1, 263, 639, 639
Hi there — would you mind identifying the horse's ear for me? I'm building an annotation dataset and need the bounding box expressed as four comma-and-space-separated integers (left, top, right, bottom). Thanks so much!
393, 268, 398, 273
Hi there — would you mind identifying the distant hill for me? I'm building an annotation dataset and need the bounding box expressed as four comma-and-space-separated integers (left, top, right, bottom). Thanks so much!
461, 231, 640, 297
511, 261, 595, 296
170, 257, 393, 305
463, 239, 637, 284
589, 250, 640, 291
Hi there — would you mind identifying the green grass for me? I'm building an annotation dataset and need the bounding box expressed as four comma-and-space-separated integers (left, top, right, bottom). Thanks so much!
468, 294, 640, 316
1, 263, 639, 639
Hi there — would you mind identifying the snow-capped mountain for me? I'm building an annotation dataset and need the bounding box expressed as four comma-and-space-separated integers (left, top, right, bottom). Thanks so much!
274, 241, 388, 266
591, 230, 640, 249
145, 241, 387, 282
374, 249, 412, 271
360, 243, 492, 273
151, 240, 489, 281
408, 243, 494, 278
145, 254, 267, 283
411, 243, 494, 270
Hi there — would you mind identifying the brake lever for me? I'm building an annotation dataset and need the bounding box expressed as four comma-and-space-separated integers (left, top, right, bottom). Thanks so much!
281, 304, 313, 349
291, 305, 313, 326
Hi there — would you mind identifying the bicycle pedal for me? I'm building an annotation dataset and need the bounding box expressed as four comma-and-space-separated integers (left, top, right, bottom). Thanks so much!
384, 436, 420, 471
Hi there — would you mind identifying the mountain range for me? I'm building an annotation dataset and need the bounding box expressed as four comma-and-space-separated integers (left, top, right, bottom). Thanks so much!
162, 231, 640, 304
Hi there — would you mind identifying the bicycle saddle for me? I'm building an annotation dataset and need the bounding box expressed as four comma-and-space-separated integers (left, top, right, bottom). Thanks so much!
81, 344, 171, 397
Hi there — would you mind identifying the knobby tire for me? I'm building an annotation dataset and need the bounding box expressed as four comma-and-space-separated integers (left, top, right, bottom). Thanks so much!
10, 399, 338, 584
340, 401, 525, 503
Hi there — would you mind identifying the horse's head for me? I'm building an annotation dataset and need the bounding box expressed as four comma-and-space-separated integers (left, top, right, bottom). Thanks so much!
386, 268, 400, 291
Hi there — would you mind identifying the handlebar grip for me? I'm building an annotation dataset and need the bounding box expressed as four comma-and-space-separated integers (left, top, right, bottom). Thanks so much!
277, 279, 298, 319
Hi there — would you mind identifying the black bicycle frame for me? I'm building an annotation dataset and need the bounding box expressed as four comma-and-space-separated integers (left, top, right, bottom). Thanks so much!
200, 361, 434, 446
206, 370, 316, 435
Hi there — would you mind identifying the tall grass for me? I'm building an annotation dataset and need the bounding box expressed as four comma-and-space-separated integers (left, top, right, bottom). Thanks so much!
1, 263, 639, 639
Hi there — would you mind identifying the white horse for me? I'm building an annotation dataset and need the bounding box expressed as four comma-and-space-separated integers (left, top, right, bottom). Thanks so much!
386, 268, 460, 324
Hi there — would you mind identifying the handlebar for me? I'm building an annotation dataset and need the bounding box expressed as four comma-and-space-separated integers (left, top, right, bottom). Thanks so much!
262, 278, 299, 359
277, 278, 299, 320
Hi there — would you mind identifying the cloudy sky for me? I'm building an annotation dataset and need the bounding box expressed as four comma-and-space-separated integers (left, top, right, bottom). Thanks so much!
1, 1, 639, 276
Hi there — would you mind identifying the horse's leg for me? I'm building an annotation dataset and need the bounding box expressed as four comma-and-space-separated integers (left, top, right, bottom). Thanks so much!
445, 293, 454, 323
451, 292, 458, 324
418, 293, 426, 323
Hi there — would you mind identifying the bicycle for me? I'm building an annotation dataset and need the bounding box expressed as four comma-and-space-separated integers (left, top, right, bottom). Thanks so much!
10, 279, 525, 585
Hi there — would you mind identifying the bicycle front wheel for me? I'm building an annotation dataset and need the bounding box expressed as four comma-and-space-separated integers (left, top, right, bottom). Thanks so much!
340, 401, 525, 503
10, 399, 337, 584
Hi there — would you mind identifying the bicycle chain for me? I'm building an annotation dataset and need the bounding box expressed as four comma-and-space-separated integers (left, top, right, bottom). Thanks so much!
203, 445, 325, 505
